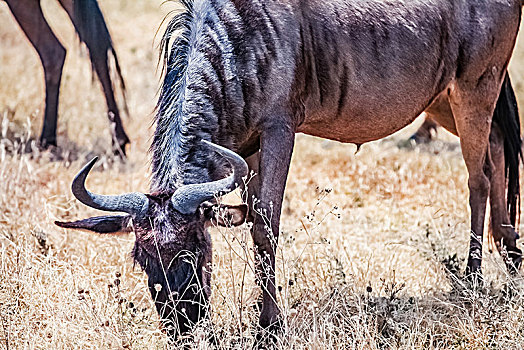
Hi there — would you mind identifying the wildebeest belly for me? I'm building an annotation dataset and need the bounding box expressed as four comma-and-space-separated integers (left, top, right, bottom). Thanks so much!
293, 0, 462, 143
297, 89, 436, 144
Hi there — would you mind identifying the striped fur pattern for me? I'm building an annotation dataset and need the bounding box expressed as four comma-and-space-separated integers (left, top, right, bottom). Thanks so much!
151, 0, 290, 192
55, 0, 524, 340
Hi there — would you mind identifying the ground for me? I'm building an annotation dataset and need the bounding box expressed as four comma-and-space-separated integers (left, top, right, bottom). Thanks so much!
1, 1, 524, 349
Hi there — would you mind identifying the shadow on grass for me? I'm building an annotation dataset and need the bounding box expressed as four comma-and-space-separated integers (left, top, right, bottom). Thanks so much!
392, 137, 462, 155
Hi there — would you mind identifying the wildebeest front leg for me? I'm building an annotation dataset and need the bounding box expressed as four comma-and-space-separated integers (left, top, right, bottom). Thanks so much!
6, 0, 66, 148
249, 124, 294, 333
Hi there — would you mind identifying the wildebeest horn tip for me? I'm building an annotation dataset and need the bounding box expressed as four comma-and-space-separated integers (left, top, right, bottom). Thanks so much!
70, 156, 149, 216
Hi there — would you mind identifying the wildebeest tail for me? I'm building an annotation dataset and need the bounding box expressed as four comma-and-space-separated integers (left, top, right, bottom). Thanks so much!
73, 0, 127, 113
493, 73, 522, 230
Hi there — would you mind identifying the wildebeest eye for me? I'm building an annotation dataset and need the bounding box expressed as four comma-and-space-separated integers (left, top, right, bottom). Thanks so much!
205, 203, 248, 227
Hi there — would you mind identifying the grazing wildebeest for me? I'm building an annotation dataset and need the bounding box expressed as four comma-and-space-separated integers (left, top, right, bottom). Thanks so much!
56, 0, 523, 341
4, 0, 130, 154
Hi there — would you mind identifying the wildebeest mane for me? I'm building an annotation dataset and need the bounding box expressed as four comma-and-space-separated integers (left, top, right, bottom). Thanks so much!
158, 0, 194, 98
152, 0, 198, 192
151, 0, 249, 193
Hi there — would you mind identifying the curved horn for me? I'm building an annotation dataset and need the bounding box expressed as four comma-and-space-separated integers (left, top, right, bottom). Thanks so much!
171, 140, 249, 215
71, 157, 149, 216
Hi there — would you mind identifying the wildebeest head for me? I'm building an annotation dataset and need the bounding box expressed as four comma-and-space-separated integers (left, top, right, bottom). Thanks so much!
55, 141, 248, 339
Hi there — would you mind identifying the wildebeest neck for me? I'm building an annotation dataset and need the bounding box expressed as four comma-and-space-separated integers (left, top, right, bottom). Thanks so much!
152, 0, 253, 193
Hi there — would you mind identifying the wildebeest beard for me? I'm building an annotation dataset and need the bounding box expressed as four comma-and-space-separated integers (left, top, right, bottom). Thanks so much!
130, 195, 213, 339
134, 245, 210, 338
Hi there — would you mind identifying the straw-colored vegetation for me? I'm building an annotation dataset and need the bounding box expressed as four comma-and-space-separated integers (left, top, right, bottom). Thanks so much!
2, 1, 524, 348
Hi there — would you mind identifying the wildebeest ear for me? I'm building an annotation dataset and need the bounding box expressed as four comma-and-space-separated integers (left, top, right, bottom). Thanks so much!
55, 215, 132, 234
203, 204, 248, 227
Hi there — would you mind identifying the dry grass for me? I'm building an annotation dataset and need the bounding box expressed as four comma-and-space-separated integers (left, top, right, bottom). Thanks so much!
2, 1, 524, 349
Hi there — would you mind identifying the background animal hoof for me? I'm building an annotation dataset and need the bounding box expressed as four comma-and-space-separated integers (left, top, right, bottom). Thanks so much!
255, 317, 283, 348
464, 268, 484, 289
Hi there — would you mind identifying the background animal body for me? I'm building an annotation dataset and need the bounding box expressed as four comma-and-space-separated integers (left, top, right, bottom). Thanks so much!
3, 0, 129, 153
3, 0, 524, 348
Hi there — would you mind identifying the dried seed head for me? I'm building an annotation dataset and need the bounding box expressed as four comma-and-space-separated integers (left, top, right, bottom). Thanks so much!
154, 284, 162, 292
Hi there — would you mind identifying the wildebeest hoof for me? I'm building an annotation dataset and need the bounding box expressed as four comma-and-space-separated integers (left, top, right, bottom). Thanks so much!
506, 247, 522, 275
255, 318, 284, 349
464, 267, 484, 290
38, 137, 57, 150
112, 139, 129, 158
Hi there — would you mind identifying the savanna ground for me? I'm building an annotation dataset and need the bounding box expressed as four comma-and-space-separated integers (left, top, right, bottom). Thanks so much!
2, 1, 524, 349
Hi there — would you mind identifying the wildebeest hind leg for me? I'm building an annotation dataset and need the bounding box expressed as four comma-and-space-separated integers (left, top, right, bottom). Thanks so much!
86, 51, 129, 156
6, 0, 66, 148
450, 79, 502, 282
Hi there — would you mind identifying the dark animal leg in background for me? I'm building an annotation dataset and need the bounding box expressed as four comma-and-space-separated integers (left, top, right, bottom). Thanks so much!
89, 56, 129, 155
59, 0, 130, 155
247, 124, 294, 337
409, 116, 438, 144
6, 0, 66, 148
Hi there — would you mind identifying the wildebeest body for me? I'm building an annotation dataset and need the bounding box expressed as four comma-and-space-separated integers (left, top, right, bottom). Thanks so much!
296, 0, 462, 142
152, 0, 522, 333
58, 0, 523, 341
279, 0, 518, 143
153, 0, 520, 184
